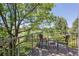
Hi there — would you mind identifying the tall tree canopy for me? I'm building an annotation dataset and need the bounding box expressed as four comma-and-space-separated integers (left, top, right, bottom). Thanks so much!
51, 16, 68, 42
54, 16, 68, 34
72, 18, 78, 33
0, 3, 55, 55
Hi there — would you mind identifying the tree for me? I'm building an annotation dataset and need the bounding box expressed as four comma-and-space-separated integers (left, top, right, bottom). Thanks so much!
72, 18, 78, 34
55, 17, 68, 34
69, 18, 78, 40
52, 16, 68, 42
0, 3, 54, 55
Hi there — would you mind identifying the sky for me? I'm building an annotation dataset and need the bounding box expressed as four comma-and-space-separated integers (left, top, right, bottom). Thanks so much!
51, 3, 79, 28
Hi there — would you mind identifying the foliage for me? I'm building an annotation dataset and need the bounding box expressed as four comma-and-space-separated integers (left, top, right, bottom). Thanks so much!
0, 3, 78, 55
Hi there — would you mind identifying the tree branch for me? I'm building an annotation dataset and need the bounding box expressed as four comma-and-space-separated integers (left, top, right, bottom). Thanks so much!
16, 4, 39, 34
0, 7, 14, 37
7, 3, 13, 34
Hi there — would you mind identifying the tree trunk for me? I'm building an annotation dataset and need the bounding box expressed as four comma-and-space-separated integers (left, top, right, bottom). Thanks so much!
8, 35, 17, 56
